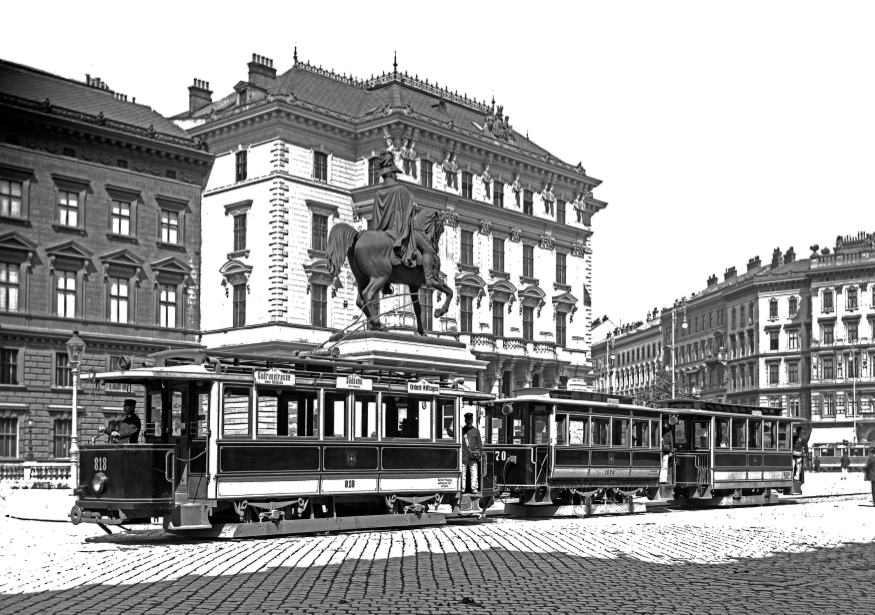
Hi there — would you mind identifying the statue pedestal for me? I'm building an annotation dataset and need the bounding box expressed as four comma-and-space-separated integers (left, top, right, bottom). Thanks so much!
333, 331, 487, 383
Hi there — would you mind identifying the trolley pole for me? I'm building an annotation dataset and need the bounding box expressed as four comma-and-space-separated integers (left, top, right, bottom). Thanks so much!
852, 343, 857, 443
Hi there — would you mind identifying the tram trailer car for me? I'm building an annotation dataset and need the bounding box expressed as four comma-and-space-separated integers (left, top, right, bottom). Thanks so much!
69, 349, 493, 538
656, 400, 802, 506
482, 391, 660, 517
812, 443, 873, 471
480, 392, 803, 517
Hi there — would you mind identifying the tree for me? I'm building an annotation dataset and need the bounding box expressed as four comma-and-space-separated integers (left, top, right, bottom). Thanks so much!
637, 368, 693, 408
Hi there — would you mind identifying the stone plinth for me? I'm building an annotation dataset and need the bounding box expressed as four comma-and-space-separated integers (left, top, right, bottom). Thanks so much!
334, 331, 487, 382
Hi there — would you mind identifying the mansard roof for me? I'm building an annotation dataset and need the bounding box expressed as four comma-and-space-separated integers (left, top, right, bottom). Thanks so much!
0, 59, 194, 143
176, 60, 584, 170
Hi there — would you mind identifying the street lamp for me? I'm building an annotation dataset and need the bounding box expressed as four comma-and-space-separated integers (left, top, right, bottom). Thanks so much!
671, 298, 688, 399
65, 330, 86, 491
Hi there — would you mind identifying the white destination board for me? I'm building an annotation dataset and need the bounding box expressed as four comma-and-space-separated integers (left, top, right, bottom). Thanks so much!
336, 375, 373, 390
407, 378, 439, 396
254, 369, 295, 387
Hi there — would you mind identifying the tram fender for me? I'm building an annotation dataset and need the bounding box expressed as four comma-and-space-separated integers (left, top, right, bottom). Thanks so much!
165, 503, 212, 530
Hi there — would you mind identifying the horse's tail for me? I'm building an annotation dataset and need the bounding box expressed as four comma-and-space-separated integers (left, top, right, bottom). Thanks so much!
326, 222, 361, 277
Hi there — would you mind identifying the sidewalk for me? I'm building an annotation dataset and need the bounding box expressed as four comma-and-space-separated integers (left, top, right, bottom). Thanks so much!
0, 487, 73, 522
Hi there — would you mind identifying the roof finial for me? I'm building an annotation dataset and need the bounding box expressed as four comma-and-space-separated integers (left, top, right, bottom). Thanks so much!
393, 50, 398, 75
294, 45, 298, 64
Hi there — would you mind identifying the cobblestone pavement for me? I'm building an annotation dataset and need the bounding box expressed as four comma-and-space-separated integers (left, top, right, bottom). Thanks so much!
1, 494, 874, 615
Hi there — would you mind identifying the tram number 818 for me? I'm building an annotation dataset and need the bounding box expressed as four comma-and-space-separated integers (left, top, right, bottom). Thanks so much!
344, 479, 356, 488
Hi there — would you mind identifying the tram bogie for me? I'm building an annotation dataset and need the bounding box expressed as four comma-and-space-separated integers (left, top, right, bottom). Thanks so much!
69, 349, 492, 537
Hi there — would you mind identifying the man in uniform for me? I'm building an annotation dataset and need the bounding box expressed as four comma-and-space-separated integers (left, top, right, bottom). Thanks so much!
461, 412, 482, 493
792, 427, 806, 482
864, 447, 875, 506
99, 398, 141, 443
660, 420, 674, 484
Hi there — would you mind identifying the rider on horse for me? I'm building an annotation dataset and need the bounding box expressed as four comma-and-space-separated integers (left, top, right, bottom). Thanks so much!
372, 151, 439, 293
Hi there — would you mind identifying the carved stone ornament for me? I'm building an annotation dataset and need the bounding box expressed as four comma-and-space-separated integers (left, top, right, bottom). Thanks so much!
479, 219, 492, 236
443, 204, 459, 228
511, 171, 523, 207
572, 237, 588, 257
399, 130, 419, 179
510, 227, 521, 243
539, 230, 555, 251
481, 164, 492, 200
352, 204, 362, 222
482, 104, 515, 142
541, 183, 556, 216
442, 143, 459, 190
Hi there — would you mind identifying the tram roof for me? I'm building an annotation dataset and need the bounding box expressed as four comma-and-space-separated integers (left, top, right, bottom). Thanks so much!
490, 394, 798, 420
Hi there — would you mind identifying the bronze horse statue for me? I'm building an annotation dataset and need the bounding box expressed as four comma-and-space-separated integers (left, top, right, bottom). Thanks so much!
325, 208, 454, 336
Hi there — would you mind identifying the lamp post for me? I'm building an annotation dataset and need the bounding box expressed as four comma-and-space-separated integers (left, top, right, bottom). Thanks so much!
65, 330, 86, 491
851, 340, 858, 443
671, 298, 688, 399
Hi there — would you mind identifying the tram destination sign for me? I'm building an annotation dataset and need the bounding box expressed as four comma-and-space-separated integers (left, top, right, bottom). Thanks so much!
407, 378, 439, 395
254, 368, 295, 387
336, 375, 373, 390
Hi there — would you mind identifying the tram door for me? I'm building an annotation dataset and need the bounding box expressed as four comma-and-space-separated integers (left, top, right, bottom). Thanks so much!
672, 416, 698, 484
159, 381, 211, 502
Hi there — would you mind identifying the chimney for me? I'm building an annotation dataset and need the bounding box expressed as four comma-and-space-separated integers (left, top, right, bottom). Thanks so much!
707, 274, 718, 287
188, 79, 213, 113
724, 266, 737, 281
784, 246, 796, 263
248, 54, 277, 90
771, 247, 783, 268
746, 256, 761, 271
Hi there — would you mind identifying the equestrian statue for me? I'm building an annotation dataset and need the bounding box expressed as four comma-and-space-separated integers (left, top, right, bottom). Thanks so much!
326, 150, 453, 336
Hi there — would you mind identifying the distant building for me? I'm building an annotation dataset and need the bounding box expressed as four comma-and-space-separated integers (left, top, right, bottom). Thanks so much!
591, 311, 662, 401
0, 60, 212, 468
173, 52, 607, 394
616, 234, 875, 443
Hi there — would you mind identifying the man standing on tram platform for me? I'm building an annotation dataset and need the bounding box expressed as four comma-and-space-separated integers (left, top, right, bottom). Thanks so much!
660, 420, 674, 484
792, 428, 806, 483
462, 412, 483, 493
98, 399, 141, 443
864, 448, 875, 506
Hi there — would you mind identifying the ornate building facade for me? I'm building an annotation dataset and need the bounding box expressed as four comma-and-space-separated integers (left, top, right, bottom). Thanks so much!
602, 234, 875, 443
591, 312, 662, 401
174, 53, 605, 394
0, 60, 213, 470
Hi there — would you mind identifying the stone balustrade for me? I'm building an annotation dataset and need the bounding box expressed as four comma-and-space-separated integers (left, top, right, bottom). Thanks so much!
0, 462, 71, 487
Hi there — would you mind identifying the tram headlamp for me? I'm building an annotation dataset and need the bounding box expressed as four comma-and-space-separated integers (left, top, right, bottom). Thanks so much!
501, 403, 514, 416
117, 355, 132, 371
91, 472, 107, 494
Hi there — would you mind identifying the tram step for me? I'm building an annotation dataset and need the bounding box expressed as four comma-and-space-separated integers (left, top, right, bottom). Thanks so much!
165, 512, 448, 538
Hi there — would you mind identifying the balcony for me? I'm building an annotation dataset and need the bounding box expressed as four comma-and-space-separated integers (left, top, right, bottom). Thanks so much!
498, 337, 528, 357
533, 341, 558, 357
470, 334, 496, 351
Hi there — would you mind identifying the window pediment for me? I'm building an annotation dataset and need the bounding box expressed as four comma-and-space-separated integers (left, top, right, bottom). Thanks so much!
46, 240, 92, 273
519, 284, 546, 315
0, 162, 35, 181
224, 199, 253, 216
305, 199, 339, 218
220, 259, 253, 293
0, 231, 38, 255
105, 185, 143, 203
487, 279, 517, 309
155, 195, 190, 212
455, 272, 487, 297
303, 259, 339, 295
152, 256, 194, 286
51, 173, 91, 193
100, 248, 145, 283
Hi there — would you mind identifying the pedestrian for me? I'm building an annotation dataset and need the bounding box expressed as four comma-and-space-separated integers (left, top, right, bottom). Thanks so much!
840, 449, 850, 480
660, 420, 674, 484
98, 398, 141, 443
461, 412, 482, 494
864, 448, 875, 507
814, 456, 821, 473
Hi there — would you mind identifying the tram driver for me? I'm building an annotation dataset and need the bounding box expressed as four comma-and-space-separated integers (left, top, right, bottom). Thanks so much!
462, 412, 483, 494
660, 419, 674, 484
97, 398, 141, 444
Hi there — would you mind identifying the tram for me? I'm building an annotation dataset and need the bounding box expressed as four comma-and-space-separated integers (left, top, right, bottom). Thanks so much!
480, 391, 804, 516
811, 442, 873, 471
69, 349, 492, 537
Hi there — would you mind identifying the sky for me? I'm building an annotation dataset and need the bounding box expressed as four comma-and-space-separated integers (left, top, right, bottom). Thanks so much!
3, 1, 873, 327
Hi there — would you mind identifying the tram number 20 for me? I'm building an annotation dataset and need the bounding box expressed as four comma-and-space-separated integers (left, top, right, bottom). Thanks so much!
344, 479, 356, 488
494, 451, 508, 462
93, 457, 107, 471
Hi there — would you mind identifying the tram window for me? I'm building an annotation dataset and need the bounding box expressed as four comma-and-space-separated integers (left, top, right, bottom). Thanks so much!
592, 417, 609, 446
612, 419, 630, 446
852, 447, 864, 457
533, 416, 549, 444
777, 423, 790, 450
731, 419, 747, 448
674, 420, 687, 445
147, 391, 163, 439
222, 386, 251, 437
257, 389, 280, 435
354, 393, 378, 439
693, 420, 709, 449
650, 421, 660, 449
822, 447, 834, 457
716, 419, 730, 448
569, 416, 589, 445
195, 392, 209, 438
384, 395, 432, 439
763, 421, 777, 449
436, 398, 455, 440
324, 391, 348, 438
632, 420, 650, 447
489, 415, 505, 444
555, 414, 568, 445
748, 419, 762, 449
